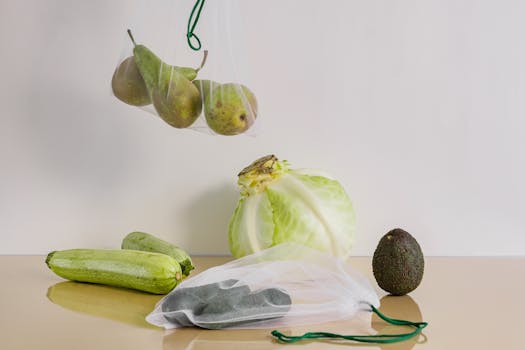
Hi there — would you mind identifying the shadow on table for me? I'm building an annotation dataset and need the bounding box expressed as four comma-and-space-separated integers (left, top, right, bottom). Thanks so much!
46, 281, 162, 329
163, 328, 281, 350
372, 295, 427, 350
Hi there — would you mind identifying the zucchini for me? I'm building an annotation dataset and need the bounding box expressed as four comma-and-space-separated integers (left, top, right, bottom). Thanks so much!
46, 249, 182, 294
122, 231, 194, 276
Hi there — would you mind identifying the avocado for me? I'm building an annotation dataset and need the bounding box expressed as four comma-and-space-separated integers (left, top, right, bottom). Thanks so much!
372, 228, 424, 296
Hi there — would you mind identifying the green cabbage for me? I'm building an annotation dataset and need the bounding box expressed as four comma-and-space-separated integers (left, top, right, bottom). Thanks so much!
228, 155, 356, 258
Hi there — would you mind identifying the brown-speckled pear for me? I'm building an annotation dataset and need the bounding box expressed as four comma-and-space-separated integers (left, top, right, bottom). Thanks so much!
111, 56, 151, 106
204, 83, 258, 135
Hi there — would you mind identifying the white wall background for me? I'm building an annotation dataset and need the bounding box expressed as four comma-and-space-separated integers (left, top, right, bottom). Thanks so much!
1, 0, 524, 256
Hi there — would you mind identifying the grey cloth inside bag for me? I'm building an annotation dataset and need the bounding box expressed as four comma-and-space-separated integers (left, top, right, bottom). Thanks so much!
161, 279, 291, 329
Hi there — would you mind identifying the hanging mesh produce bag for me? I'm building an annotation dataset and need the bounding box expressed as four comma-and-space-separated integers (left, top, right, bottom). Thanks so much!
111, 0, 258, 136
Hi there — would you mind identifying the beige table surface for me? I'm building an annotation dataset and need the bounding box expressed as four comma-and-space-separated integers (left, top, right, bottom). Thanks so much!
1, 255, 524, 350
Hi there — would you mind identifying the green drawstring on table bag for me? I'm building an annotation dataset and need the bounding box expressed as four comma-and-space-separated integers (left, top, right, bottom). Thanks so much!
271, 304, 428, 344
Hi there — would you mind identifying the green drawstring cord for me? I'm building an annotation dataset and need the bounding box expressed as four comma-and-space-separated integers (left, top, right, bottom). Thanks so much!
187, 0, 206, 50
271, 305, 428, 344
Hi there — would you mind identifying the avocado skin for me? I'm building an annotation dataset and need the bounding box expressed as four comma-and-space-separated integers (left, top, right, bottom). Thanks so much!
372, 228, 424, 296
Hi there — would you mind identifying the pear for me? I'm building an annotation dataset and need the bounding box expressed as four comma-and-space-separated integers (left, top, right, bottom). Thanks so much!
111, 56, 151, 106
204, 83, 258, 135
127, 31, 204, 84
151, 68, 202, 128
127, 30, 205, 128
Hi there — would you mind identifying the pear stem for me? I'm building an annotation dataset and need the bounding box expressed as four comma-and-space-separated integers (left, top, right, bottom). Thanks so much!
195, 50, 208, 73
127, 29, 137, 46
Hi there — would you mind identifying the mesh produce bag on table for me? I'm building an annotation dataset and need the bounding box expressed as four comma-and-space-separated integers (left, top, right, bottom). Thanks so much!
147, 243, 427, 345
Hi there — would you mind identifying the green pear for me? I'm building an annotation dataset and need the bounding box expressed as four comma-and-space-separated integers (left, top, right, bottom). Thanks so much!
128, 33, 202, 84
111, 56, 151, 106
128, 30, 204, 128
151, 68, 202, 128
130, 44, 198, 90
204, 83, 258, 135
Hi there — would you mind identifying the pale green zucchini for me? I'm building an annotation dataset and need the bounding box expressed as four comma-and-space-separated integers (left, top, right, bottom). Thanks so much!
121, 231, 194, 277
46, 249, 182, 294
